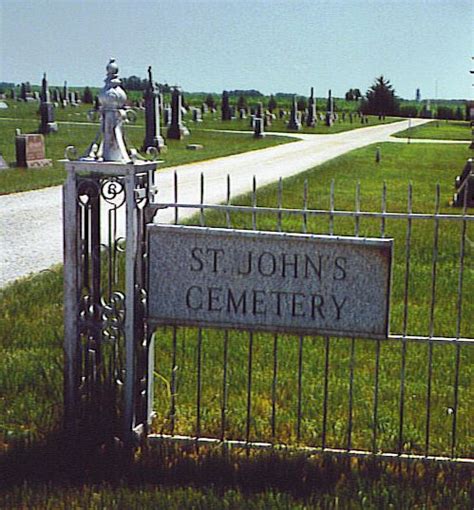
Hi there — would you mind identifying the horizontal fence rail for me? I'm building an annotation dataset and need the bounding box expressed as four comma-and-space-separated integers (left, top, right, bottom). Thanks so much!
147, 174, 473, 463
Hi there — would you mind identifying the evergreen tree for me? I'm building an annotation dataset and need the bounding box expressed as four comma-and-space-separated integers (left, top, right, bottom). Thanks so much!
205, 93, 216, 109
82, 86, 93, 104
361, 76, 399, 116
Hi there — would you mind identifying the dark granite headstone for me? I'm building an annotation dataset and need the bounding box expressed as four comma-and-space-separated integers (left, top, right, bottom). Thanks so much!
325, 89, 333, 127
167, 87, 190, 140
306, 87, 316, 127
142, 66, 166, 152
221, 90, 232, 121
38, 73, 58, 134
254, 117, 265, 138
287, 96, 301, 130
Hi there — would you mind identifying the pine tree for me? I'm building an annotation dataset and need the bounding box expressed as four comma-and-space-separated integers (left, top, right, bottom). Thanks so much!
82, 86, 93, 104
205, 93, 216, 109
362, 76, 399, 116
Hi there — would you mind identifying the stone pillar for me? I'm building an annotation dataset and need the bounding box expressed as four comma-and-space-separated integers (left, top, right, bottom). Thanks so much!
307, 87, 316, 127
325, 89, 333, 127
287, 95, 301, 130
167, 87, 190, 140
221, 90, 232, 121
39, 73, 58, 134
254, 102, 265, 138
142, 66, 166, 152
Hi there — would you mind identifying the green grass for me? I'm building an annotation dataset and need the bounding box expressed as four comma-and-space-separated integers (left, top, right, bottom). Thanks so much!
394, 120, 472, 141
200, 113, 402, 134
151, 142, 473, 458
0, 142, 472, 505
0, 116, 294, 195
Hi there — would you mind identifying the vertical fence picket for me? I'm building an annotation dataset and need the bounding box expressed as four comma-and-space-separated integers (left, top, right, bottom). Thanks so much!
372, 182, 386, 453
297, 335, 304, 442
322, 336, 330, 449
452, 187, 468, 458
221, 330, 229, 441
246, 332, 254, 447
170, 327, 178, 435
174, 170, 178, 225
398, 183, 413, 455
425, 185, 440, 456
347, 337, 356, 451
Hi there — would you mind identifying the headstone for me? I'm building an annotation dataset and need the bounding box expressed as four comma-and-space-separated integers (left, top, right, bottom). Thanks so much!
239, 108, 247, 119
192, 107, 202, 122
253, 117, 265, 138
0, 101, 8, 109
349, 113, 353, 123
10, 88, 16, 100
0, 153, 9, 170
33, 91, 40, 102
186, 143, 204, 150
287, 96, 301, 130
142, 66, 166, 152
164, 105, 172, 126
306, 87, 316, 127
38, 73, 58, 134
221, 90, 232, 121
62, 81, 68, 103
278, 109, 285, 119
325, 89, 333, 127
15, 132, 52, 168
453, 159, 474, 207
201, 102, 208, 114
167, 87, 190, 140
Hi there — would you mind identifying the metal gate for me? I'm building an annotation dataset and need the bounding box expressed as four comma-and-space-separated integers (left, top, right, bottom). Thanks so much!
64, 167, 473, 464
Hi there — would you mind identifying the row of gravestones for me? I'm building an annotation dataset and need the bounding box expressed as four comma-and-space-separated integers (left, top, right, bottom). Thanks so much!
11, 81, 82, 107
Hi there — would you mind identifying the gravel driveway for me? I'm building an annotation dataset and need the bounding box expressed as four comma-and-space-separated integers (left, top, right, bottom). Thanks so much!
0, 119, 432, 287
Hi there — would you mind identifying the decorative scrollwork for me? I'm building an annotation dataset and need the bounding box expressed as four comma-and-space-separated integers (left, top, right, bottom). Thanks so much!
100, 177, 126, 208
65, 145, 78, 161
125, 109, 137, 124
102, 291, 126, 344
146, 146, 159, 161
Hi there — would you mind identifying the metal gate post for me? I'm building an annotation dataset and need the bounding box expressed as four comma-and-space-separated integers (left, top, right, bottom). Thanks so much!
62, 59, 159, 444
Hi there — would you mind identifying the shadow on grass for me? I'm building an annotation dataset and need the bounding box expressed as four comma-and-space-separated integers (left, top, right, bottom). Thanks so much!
0, 429, 472, 507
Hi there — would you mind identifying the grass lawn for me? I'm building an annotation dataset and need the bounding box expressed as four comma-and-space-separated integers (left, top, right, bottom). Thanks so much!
394, 120, 471, 141
0, 142, 472, 506
0, 117, 294, 195
200, 113, 402, 134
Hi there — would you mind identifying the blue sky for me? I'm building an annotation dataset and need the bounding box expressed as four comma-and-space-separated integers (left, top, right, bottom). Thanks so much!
0, 0, 472, 99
